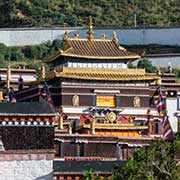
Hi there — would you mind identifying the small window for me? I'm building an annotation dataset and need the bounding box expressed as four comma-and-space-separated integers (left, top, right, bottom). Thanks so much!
55, 142, 63, 157
77, 143, 84, 157
116, 96, 120, 107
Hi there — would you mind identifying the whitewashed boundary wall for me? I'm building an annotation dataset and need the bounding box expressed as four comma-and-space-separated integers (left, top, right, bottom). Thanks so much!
0, 160, 52, 180
0, 152, 54, 180
0, 27, 180, 46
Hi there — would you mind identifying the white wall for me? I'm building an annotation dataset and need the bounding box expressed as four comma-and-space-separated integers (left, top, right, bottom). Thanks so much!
0, 160, 53, 180
1, 27, 180, 46
166, 98, 178, 132
67, 62, 127, 69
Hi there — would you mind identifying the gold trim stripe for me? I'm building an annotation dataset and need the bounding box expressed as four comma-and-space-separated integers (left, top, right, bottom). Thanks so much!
60, 53, 140, 60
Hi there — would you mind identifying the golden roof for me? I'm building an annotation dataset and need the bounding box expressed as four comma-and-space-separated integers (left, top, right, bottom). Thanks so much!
59, 38, 140, 60
46, 67, 158, 81
45, 19, 140, 62
45, 39, 140, 62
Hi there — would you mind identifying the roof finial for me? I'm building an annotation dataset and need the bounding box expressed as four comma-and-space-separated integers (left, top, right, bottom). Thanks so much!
40, 63, 46, 80
6, 65, 11, 89
64, 30, 69, 41
87, 16, 94, 40
74, 32, 79, 38
112, 31, 118, 44
102, 34, 107, 40
156, 68, 162, 85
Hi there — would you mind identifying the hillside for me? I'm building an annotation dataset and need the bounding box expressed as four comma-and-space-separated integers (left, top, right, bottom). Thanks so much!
0, 0, 180, 28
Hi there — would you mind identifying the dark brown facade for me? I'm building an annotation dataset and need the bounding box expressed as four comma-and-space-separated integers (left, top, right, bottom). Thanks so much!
0, 126, 54, 150
54, 135, 155, 161
0, 102, 57, 151
16, 82, 165, 109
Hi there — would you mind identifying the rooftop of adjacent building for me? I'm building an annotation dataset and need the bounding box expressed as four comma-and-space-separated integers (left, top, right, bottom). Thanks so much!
0, 102, 57, 115
53, 160, 125, 174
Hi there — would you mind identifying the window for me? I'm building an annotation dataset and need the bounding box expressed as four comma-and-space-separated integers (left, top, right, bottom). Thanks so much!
116, 96, 120, 107
150, 121, 159, 134
54, 141, 63, 157
96, 95, 115, 107
77, 143, 84, 157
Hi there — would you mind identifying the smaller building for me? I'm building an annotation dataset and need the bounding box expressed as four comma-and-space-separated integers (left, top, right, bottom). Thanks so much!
0, 67, 37, 90
0, 102, 57, 180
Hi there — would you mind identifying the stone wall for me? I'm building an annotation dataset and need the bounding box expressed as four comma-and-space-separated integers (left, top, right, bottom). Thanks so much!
0, 151, 54, 180
1, 27, 180, 46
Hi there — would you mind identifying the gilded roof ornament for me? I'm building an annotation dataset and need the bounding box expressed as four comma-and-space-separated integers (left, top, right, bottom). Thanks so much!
156, 68, 162, 85
63, 30, 69, 41
102, 34, 107, 40
157, 67, 161, 76
40, 63, 46, 80
74, 32, 79, 38
112, 31, 118, 44
87, 16, 94, 40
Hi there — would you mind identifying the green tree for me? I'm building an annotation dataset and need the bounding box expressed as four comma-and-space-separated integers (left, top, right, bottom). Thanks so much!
52, 39, 63, 51
0, 0, 16, 27
83, 169, 101, 180
112, 133, 180, 180
172, 68, 180, 80
128, 62, 136, 69
0, 0, 180, 27
65, 15, 78, 26
9, 47, 25, 61
137, 59, 157, 73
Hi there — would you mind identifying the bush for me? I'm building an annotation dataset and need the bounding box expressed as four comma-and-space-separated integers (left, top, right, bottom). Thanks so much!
0, 39, 63, 72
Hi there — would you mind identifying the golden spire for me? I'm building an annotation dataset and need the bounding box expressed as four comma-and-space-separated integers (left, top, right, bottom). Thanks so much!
112, 31, 118, 44
63, 30, 69, 41
87, 16, 94, 40
40, 63, 46, 80
102, 34, 107, 40
156, 68, 162, 85
7, 65, 11, 89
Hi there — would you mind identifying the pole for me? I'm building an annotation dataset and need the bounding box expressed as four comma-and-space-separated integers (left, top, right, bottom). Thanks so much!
134, 13, 137, 28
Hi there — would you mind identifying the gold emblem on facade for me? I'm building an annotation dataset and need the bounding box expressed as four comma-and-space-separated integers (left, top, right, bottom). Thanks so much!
133, 96, 140, 107
72, 94, 79, 106
106, 111, 116, 123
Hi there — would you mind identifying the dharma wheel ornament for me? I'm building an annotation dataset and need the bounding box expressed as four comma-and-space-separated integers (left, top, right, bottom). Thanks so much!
106, 111, 116, 123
